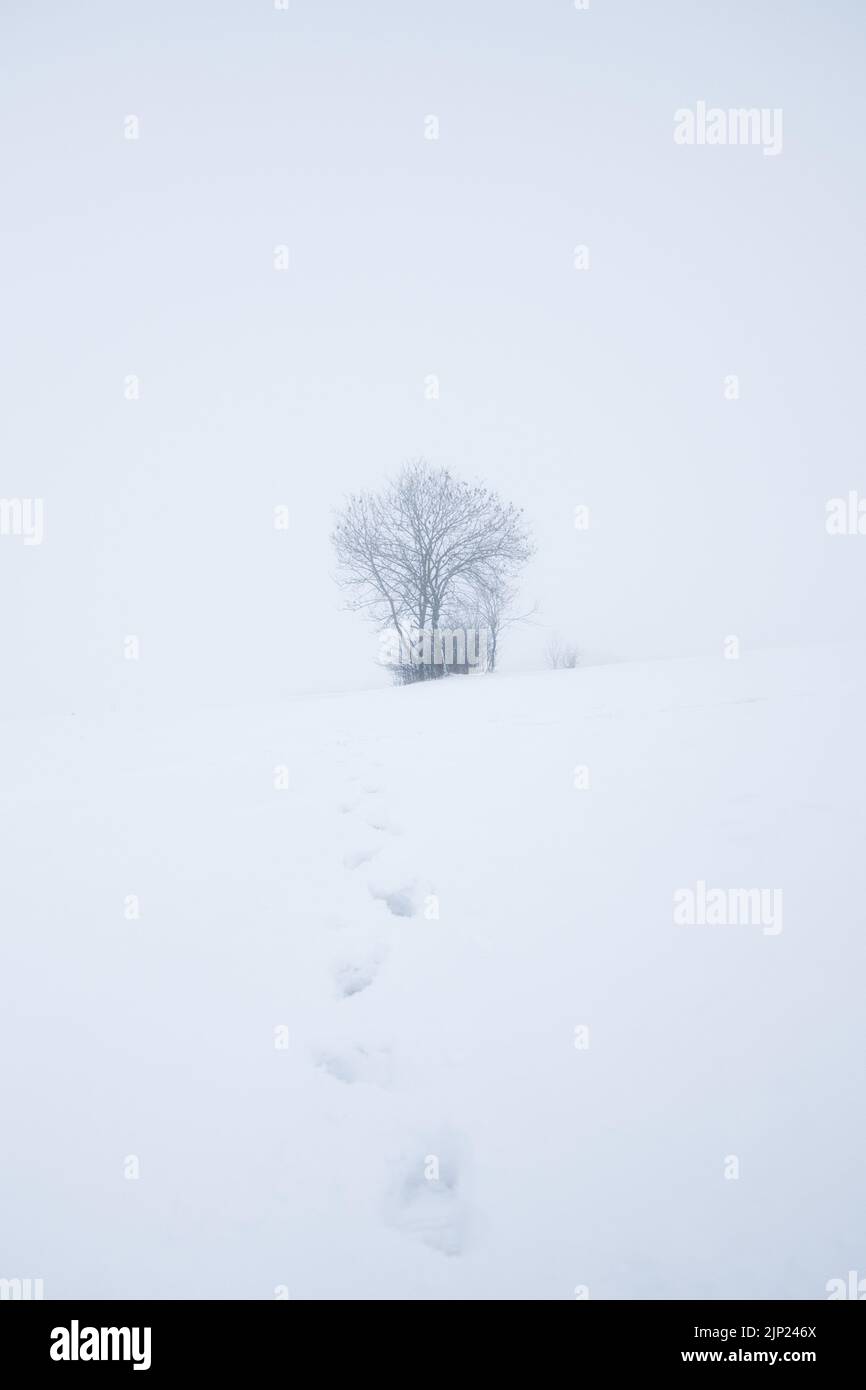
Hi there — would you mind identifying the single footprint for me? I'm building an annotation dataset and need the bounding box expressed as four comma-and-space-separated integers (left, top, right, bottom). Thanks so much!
385, 1140, 469, 1256
366, 817, 401, 834
370, 883, 417, 918
312, 1044, 392, 1088
359, 792, 399, 835
343, 846, 378, 870
331, 947, 385, 999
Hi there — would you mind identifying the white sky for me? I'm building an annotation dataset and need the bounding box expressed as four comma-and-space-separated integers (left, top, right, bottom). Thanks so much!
2, 0, 865, 713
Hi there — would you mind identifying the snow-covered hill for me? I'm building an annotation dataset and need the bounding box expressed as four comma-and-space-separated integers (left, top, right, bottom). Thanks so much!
2, 644, 865, 1299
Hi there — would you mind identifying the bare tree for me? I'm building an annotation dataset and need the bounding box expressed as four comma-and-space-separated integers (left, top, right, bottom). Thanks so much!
472, 581, 539, 672
546, 635, 579, 670
332, 460, 534, 681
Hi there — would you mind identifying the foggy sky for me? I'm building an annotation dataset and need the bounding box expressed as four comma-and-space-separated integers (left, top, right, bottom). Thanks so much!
3, 0, 865, 714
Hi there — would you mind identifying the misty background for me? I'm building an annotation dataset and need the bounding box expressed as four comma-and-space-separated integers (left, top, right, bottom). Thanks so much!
2, 0, 865, 716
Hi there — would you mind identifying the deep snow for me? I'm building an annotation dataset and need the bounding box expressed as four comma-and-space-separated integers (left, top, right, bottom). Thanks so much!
1, 644, 865, 1299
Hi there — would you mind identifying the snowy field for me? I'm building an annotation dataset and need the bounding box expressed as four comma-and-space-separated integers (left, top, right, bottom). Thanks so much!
2, 643, 865, 1300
